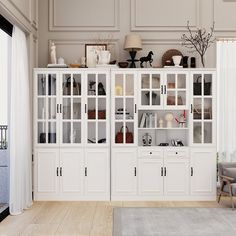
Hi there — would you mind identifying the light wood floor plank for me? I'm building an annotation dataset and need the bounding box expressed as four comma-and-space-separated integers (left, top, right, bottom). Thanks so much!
0, 199, 233, 236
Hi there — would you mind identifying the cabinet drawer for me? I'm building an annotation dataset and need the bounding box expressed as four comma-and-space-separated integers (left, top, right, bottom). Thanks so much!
165, 150, 189, 158
138, 150, 163, 158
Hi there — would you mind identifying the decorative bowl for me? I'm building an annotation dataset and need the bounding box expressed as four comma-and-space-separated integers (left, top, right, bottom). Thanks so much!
118, 62, 129, 68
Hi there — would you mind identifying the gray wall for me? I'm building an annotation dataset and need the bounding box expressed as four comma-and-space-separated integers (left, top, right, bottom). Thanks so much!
38, 0, 236, 68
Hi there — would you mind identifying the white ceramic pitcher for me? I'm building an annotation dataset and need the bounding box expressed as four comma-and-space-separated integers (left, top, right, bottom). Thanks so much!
98, 50, 111, 65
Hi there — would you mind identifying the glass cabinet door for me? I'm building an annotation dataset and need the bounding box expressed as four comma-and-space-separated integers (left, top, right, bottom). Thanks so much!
113, 72, 137, 145
191, 73, 214, 145
36, 73, 58, 145
61, 73, 82, 145
165, 72, 188, 109
140, 73, 162, 108
86, 72, 109, 145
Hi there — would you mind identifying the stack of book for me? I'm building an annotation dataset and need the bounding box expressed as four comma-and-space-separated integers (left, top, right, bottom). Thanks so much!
139, 113, 156, 128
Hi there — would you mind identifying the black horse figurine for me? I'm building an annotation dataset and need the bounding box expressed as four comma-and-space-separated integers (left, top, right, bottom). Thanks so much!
140, 51, 154, 68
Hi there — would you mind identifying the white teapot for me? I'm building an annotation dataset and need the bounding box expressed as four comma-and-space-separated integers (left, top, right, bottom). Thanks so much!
98, 50, 111, 65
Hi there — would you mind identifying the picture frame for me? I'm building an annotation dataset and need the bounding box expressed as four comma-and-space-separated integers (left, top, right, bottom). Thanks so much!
85, 44, 107, 68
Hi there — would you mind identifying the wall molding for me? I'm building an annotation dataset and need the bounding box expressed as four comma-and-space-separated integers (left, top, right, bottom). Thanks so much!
213, 0, 236, 32
130, 0, 200, 32
49, 0, 120, 32
142, 39, 182, 46
9, 0, 31, 24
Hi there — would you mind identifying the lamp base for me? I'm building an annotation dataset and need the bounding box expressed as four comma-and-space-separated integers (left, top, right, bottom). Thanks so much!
127, 50, 139, 68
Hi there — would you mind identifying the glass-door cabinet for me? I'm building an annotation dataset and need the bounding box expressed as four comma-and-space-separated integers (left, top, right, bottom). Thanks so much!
60, 72, 83, 146
111, 71, 137, 145
35, 71, 59, 146
139, 71, 163, 109
164, 71, 189, 109
85, 71, 110, 146
190, 71, 216, 145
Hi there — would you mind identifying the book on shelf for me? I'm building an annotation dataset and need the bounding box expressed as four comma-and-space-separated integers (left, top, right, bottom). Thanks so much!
139, 113, 146, 128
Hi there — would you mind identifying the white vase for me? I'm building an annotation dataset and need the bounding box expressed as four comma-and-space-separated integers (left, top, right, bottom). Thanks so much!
172, 55, 182, 66
98, 50, 111, 65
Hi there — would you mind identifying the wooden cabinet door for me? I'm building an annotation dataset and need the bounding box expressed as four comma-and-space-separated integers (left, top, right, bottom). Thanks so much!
112, 148, 137, 196
34, 149, 59, 199
85, 148, 110, 198
190, 148, 216, 196
164, 150, 189, 196
138, 158, 164, 196
60, 149, 84, 197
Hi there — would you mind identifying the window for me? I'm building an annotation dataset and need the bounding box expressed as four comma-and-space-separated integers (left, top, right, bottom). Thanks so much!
0, 29, 11, 149
0, 29, 11, 125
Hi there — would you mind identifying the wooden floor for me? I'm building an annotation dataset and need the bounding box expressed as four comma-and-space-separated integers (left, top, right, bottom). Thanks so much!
0, 198, 233, 236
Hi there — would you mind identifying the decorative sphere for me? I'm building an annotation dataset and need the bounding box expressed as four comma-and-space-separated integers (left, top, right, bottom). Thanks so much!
165, 112, 174, 122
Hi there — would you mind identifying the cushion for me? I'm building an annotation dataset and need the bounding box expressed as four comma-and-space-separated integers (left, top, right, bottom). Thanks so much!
218, 162, 236, 176
223, 183, 236, 195
223, 168, 236, 183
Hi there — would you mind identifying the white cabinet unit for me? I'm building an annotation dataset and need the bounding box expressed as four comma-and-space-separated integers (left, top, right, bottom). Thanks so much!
112, 148, 137, 196
190, 148, 216, 196
34, 68, 217, 201
34, 69, 110, 201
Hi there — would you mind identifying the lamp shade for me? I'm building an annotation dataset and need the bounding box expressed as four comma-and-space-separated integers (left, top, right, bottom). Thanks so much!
124, 34, 142, 51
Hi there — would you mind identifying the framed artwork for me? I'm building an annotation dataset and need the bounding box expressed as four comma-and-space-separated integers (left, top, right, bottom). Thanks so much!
85, 44, 107, 68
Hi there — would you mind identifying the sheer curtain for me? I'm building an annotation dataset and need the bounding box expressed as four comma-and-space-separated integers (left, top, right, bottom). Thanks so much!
9, 26, 32, 215
217, 41, 236, 162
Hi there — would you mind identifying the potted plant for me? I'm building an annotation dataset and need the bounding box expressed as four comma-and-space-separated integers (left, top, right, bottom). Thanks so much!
181, 22, 215, 67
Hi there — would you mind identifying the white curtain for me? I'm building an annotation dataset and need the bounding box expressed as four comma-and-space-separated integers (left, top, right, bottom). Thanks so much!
217, 41, 236, 162
9, 26, 32, 215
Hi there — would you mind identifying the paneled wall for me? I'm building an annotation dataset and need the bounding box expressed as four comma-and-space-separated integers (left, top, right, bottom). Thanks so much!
38, 0, 236, 68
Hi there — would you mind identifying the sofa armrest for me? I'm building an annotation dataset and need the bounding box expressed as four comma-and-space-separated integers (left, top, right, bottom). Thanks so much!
219, 174, 234, 183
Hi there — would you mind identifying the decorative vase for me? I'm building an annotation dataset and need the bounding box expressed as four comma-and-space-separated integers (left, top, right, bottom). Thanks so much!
182, 56, 189, 68
98, 50, 111, 65
172, 56, 182, 66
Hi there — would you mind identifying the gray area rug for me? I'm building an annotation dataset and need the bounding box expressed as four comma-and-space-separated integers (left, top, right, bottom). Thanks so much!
113, 208, 236, 236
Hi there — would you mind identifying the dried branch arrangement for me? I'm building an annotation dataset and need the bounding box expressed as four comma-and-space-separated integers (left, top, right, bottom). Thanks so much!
181, 22, 215, 67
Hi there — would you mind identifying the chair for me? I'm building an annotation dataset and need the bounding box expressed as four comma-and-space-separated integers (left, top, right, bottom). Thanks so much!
218, 162, 236, 209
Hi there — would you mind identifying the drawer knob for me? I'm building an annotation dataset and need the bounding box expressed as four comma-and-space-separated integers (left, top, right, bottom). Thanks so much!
150, 152, 152, 155
176, 152, 178, 154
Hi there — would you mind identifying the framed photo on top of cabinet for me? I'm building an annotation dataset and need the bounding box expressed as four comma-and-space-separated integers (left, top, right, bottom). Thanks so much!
85, 44, 107, 68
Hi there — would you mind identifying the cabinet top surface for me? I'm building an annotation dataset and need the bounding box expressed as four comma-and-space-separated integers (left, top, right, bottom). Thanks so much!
34, 68, 216, 72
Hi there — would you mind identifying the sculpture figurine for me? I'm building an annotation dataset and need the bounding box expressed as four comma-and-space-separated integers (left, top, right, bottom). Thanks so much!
175, 110, 187, 128
165, 112, 174, 128
50, 42, 57, 64
140, 51, 154, 68
159, 117, 164, 128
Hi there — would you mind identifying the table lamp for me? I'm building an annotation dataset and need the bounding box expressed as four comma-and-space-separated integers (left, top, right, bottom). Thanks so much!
124, 34, 142, 68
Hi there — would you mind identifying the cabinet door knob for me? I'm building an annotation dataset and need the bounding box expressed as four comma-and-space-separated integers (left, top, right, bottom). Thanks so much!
161, 167, 163, 176
60, 167, 62, 176
191, 167, 194, 176
56, 167, 59, 176
150, 152, 152, 155
134, 167, 137, 176
176, 152, 178, 155
85, 167, 87, 176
